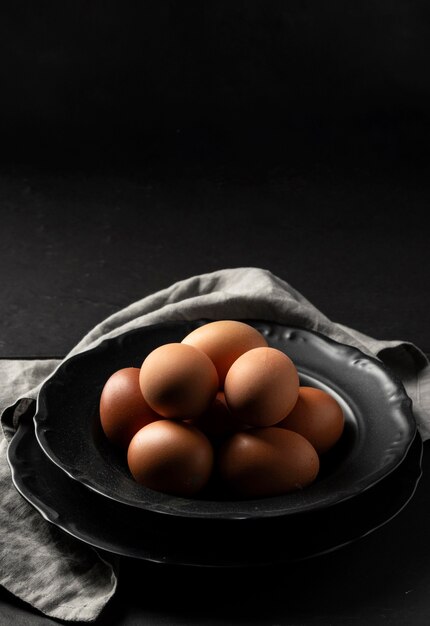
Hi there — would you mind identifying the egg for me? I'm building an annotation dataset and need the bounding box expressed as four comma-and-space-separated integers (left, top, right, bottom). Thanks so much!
127, 420, 214, 496
189, 391, 245, 443
278, 386, 345, 454
99, 367, 161, 448
181, 320, 268, 386
139, 342, 219, 419
224, 347, 299, 427
217, 427, 320, 498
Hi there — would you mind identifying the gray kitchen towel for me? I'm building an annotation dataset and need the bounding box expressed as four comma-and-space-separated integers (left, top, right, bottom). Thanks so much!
1, 267, 430, 621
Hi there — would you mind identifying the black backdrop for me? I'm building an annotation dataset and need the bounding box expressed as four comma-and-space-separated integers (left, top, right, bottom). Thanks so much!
1, 1, 430, 165
1, 1, 430, 358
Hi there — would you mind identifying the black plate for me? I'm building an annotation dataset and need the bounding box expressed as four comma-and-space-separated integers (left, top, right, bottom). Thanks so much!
33, 320, 416, 519
9, 405, 423, 567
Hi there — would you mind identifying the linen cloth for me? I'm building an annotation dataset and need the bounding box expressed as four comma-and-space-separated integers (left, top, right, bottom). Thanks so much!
1, 267, 429, 621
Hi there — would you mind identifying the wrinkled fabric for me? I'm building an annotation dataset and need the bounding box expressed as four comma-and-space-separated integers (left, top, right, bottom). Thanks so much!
1, 267, 429, 621
0, 360, 118, 622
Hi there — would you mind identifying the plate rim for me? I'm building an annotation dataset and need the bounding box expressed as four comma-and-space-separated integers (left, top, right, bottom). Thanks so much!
9, 406, 424, 567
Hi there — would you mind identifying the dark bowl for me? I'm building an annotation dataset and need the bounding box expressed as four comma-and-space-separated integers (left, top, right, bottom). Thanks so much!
33, 320, 416, 521
9, 406, 424, 566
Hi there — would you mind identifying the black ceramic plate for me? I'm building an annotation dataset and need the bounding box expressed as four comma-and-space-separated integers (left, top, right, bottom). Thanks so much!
33, 320, 416, 519
9, 405, 423, 567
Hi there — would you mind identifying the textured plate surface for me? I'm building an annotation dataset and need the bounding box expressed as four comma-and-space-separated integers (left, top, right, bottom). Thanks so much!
9, 406, 423, 567
33, 320, 416, 519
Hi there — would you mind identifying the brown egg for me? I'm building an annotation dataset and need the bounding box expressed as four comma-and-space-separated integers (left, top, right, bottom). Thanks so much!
99, 367, 161, 449
190, 391, 245, 443
127, 420, 214, 496
278, 386, 345, 454
224, 347, 299, 427
181, 320, 268, 386
139, 342, 219, 419
217, 427, 320, 498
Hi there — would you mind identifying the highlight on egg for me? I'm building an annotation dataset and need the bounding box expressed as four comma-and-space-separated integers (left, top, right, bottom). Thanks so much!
217, 427, 320, 498
127, 420, 214, 497
139, 342, 219, 419
223, 346, 300, 427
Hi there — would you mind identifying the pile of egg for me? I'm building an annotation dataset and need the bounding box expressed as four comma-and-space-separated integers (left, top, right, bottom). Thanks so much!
99, 320, 344, 499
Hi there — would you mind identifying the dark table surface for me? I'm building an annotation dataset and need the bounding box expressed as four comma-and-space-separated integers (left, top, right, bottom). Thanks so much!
1, 3, 430, 624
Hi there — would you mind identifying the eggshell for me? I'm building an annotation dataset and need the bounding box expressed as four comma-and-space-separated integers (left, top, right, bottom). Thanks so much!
139, 342, 219, 419
127, 420, 214, 496
224, 347, 299, 427
181, 320, 268, 386
99, 367, 161, 449
278, 386, 345, 454
217, 427, 320, 498
190, 391, 246, 444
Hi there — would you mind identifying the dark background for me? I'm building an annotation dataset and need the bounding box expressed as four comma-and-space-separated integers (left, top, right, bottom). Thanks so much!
1, 1, 429, 357
1, 2, 430, 624
1, 1, 430, 158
